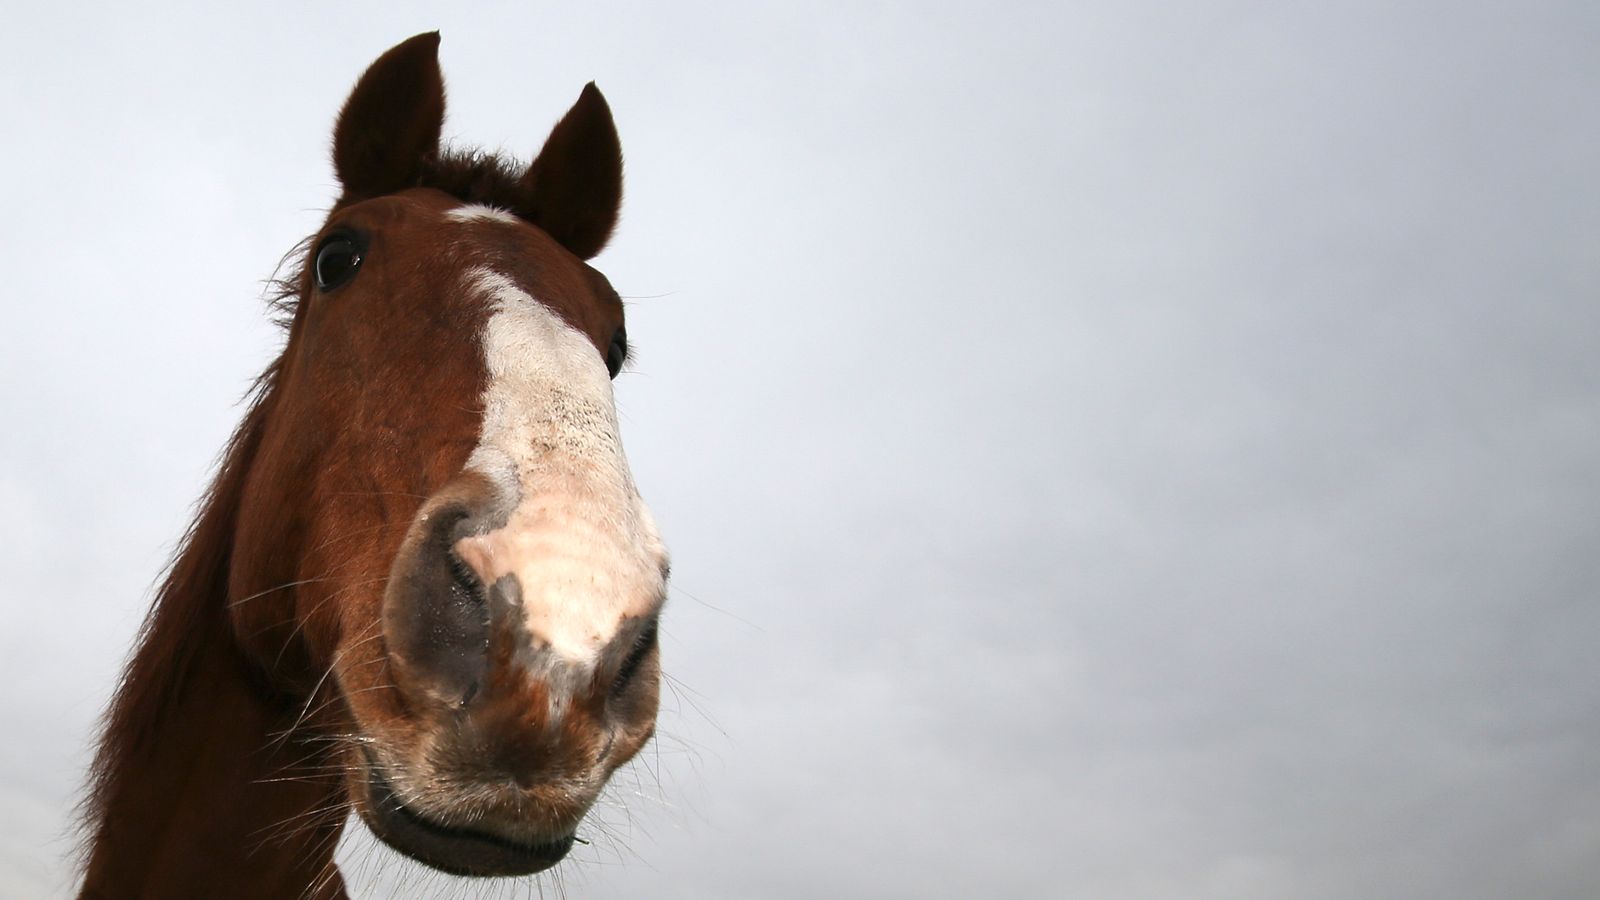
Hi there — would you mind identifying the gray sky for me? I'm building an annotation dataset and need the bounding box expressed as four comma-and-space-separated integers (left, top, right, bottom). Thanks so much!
2, 2, 1597, 897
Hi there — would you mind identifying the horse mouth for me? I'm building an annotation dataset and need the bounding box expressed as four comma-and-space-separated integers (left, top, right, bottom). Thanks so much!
359, 753, 575, 877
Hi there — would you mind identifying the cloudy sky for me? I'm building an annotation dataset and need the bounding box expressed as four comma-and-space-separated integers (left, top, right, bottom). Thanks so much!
1, 2, 1597, 897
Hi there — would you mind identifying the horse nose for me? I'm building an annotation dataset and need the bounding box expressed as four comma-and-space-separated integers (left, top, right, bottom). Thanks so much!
382, 480, 508, 709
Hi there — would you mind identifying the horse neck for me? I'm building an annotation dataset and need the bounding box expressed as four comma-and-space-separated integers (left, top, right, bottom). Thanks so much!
81, 381, 349, 899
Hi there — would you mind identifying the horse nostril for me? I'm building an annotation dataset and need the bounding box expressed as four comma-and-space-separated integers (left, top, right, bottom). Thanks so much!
382, 501, 495, 709
609, 618, 659, 700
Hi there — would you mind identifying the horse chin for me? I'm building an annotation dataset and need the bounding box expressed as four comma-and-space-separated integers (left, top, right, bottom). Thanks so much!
355, 752, 576, 878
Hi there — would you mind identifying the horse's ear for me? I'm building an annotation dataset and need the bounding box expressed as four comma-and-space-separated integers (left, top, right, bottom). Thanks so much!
332, 32, 445, 199
517, 83, 623, 260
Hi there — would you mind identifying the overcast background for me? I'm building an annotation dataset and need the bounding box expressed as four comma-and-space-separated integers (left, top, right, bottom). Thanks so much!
1, 2, 1597, 898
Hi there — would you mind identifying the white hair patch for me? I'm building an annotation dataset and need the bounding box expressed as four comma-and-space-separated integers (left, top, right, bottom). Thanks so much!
446, 204, 522, 227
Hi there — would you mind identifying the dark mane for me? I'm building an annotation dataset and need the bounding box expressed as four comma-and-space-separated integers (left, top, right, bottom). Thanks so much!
78, 360, 283, 850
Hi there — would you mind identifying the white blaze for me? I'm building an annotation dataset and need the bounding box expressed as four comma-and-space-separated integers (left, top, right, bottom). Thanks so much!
454, 266, 665, 668
444, 204, 522, 227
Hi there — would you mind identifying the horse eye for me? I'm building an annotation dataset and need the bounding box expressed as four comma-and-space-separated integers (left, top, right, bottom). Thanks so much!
314, 234, 364, 292
606, 327, 627, 379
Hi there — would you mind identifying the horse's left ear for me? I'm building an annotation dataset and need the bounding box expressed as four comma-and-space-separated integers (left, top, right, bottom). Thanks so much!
332, 32, 446, 199
516, 83, 623, 260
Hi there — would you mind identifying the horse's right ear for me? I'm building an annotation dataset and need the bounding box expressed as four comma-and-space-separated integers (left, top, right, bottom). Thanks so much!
332, 32, 445, 200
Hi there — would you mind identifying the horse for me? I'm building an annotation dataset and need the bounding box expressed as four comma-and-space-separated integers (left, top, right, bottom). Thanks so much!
77, 32, 668, 897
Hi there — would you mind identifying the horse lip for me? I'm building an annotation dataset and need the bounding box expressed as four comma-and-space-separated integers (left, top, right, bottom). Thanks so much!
359, 751, 575, 877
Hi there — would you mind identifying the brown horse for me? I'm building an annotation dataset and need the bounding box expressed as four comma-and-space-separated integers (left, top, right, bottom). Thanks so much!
78, 32, 667, 897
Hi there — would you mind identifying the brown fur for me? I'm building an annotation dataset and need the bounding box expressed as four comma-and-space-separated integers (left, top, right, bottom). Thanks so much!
80, 33, 656, 897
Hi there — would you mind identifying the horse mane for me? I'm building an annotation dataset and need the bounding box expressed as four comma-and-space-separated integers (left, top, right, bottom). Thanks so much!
78, 357, 283, 850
